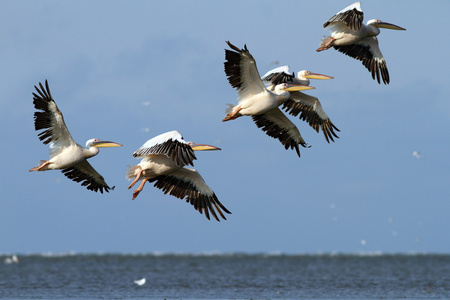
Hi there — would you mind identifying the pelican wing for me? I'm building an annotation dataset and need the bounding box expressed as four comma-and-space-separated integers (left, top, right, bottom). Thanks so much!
251, 108, 309, 157
149, 167, 231, 221
224, 41, 267, 101
61, 160, 112, 193
32, 80, 76, 156
261, 65, 295, 84
333, 36, 389, 84
133, 130, 196, 167
283, 92, 340, 143
323, 2, 363, 31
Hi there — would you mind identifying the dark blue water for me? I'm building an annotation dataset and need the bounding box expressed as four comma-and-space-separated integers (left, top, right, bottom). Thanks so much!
0, 253, 449, 299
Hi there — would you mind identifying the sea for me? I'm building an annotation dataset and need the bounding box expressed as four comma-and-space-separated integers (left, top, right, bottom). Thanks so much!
0, 253, 449, 299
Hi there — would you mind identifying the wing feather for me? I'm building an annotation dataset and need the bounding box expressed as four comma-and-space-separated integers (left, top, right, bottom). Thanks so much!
323, 2, 364, 31
32, 80, 76, 153
224, 41, 267, 100
149, 168, 231, 221
333, 37, 389, 84
251, 108, 309, 157
283, 92, 340, 143
261, 65, 295, 84
133, 131, 196, 167
61, 160, 112, 193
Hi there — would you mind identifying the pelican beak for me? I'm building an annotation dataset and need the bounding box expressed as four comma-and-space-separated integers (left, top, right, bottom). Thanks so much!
283, 85, 316, 92
91, 141, 123, 148
190, 143, 221, 151
373, 21, 406, 30
305, 73, 334, 80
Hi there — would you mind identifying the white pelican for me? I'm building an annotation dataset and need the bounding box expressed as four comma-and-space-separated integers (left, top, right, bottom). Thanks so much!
29, 80, 122, 193
261, 66, 339, 143
261, 65, 334, 86
316, 2, 406, 84
127, 130, 231, 222
223, 41, 316, 157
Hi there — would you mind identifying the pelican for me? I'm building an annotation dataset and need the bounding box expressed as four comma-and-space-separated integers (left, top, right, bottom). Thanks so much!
261, 66, 339, 143
316, 2, 405, 84
127, 130, 231, 222
29, 80, 122, 193
223, 41, 316, 157
261, 65, 334, 86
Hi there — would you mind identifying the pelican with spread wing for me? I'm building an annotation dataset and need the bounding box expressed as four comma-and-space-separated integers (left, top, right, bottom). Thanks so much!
262, 66, 339, 143
316, 2, 405, 84
29, 80, 122, 193
127, 130, 230, 221
223, 41, 316, 157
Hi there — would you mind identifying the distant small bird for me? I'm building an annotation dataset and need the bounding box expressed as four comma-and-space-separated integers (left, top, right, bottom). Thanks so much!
4, 255, 19, 264
317, 2, 405, 84
134, 278, 146, 286
29, 80, 123, 193
261, 66, 340, 143
127, 130, 231, 221
412, 151, 422, 159
223, 41, 316, 157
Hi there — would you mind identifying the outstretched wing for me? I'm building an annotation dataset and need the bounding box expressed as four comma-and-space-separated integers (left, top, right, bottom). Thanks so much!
252, 108, 309, 157
261, 65, 295, 84
224, 41, 267, 101
334, 36, 389, 84
32, 80, 76, 156
323, 2, 364, 31
132, 130, 196, 167
61, 160, 112, 193
283, 92, 340, 143
149, 167, 231, 222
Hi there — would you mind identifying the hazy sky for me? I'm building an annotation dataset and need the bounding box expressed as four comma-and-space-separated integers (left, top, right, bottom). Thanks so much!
1, 0, 449, 255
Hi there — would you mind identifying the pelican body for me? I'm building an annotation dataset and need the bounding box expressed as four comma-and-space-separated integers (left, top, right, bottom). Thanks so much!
317, 2, 405, 84
30, 80, 122, 193
223, 41, 316, 157
127, 130, 231, 222
261, 66, 339, 143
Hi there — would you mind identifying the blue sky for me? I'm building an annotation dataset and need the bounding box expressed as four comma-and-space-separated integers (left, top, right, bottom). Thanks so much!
1, 0, 449, 254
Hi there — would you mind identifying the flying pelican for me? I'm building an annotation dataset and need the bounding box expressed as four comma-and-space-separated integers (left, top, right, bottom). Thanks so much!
316, 2, 405, 84
29, 80, 122, 193
261, 65, 333, 86
127, 130, 231, 221
261, 66, 339, 143
223, 41, 316, 157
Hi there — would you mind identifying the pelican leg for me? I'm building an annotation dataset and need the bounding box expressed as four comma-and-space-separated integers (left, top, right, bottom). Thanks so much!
132, 178, 147, 200
29, 160, 51, 172
316, 36, 336, 52
128, 168, 144, 189
222, 106, 242, 122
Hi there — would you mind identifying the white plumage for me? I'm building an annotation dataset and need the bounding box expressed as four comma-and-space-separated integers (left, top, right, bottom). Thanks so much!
29, 80, 122, 193
317, 2, 405, 84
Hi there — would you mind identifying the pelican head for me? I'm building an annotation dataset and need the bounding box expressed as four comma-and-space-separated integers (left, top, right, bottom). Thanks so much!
86, 138, 123, 148
188, 142, 221, 151
368, 19, 406, 30
300, 70, 334, 80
